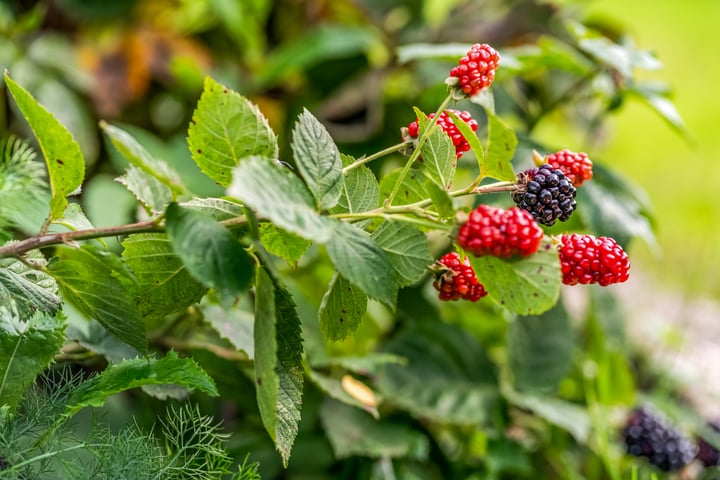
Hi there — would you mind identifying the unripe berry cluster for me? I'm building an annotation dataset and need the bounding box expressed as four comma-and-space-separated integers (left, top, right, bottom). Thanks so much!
558, 234, 630, 286
457, 205, 543, 258
432, 252, 487, 302
544, 149, 593, 187
447, 43, 500, 97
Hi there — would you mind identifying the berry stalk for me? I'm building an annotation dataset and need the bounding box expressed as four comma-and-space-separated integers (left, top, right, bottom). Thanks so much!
342, 140, 414, 175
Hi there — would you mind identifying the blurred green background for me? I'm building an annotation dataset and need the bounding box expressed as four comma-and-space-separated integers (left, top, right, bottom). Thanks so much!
586, 0, 720, 298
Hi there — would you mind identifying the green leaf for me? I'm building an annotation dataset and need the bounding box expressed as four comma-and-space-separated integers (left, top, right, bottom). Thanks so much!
258, 223, 311, 267
202, 304, 254, 359
504, 390, 590, 443
319, 273, 368, 341
101, 122, 185, 195
179, 197, 245, 221
482, 108, 518, 182
63, 351, 218, 418
326, 221, 397, 308
446, 109, 484, 171
333, 154, 379, 216
48, 246, 148, 354
188, 77, 278, 187
121, 233, 208, 323
116, 165, 173, 213
576, 163, 657, 251
379, 167, 429, 206
0, 309, 65, 410
631, 85, 687, 134
319, 398, 429, 460
4, 73, 85, 220
419, 121, 456, 190
165, 203, 253, 308
424, 179, 455, 218
371, 221, 432, 287
308, 370, 378, 417
291, 109, 343, 210
0, 250, 60, 317
376, 321, 498, 424
507, 303, 575, 393
467, 239, 561, 315
229, 156, 334, 242
254, 267, 304, 466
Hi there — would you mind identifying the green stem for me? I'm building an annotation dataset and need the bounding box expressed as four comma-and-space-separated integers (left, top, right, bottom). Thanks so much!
385, 93, 454, 207
342, 141, 413, 174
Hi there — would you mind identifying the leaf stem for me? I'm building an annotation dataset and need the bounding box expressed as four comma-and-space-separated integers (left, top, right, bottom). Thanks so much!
342, 141, 413, 174
385, 93, 454, 207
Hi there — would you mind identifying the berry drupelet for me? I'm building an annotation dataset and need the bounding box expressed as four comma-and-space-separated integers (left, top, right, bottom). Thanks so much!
446, 43, 500, 97
432, 252, 487, 302
406, 110, 478, 158
623, 406, 697, 472
457, 205, 543, 258
558, 234, 630, 286
512, 164, 577, 226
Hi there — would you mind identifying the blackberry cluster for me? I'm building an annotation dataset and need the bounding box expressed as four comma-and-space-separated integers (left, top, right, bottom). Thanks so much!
432, 252, 487, 302
623, 406, 697, 472
697, 421, 720, 467
512, 164, 576, 226
457, 205, 543, 258
558, 234, 630, 286
406, 110, 478, 158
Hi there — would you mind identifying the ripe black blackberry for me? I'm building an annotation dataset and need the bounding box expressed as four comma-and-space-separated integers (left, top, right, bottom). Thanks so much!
512, 164, 576, 226
623, 406, 697, 472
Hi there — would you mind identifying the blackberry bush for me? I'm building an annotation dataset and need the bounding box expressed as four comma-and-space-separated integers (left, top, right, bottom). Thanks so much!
512, 164, 577, 226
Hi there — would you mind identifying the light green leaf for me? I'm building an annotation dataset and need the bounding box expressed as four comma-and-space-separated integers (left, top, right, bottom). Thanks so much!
188, 76, 278, 187
179, 197, 245, 221
291, 109, 343, 210
101, 122, 185, 195
319, 273, 367, 341
326, 221, 397, 308
4, 73, 85, 219
423, 177, 455, 218
507, 303, 575, 393
63, 350, 218, 418
52, 202, 96, 232
165, 203, 253, 308
0, 249, 60, 317
121, 233, 208, 323
446, 109, 484, 171
482, 108, 518, 182
48, 245, 148, 354
467, 239, 561, 315
379, 168, 429, 206
631, 85, 687, 134
376, 321, 498, 424
259, 223, 311, 267
202, 303, 254, 359
0, 309, 65, 410
319, 398, 429, 460
229, 156, 334, 242
419, 121, 456, 190
116, 165, 173, 213
504, 390, 590, 443
254, 267, 304, 466
372, 221, 432, 287
333, 154, 379, 217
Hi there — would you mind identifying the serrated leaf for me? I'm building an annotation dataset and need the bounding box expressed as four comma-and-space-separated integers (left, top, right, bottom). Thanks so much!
52, 202, 96, 232
116, 165, 173, 213
48, 245, 148, 354
259, 223, 311, 267
63, 350, 218, 418
504, 390, 590, 442
371, 221, 432, 287
333, 154, 379, 216
121, 233, 207, 323
507, 303, 575, 393
0, 309, 65, 410
319, 398, 429, 460
326, 221, 397, 308
291, 109, 343, 209
188, 77, 278, 187
419, 123, 456, 190
482, 108, 517, 182
202, 303, 254, 359
254, 267, 303, 466
319, 273, 367, 341
379, 168, 428, 205
101, 122, 184, 195
165, 203, 253, 308
467, 240, 561, 315
376, 321, 498, 424
4, 73, 85, 219
446, 109, 484, 171
179, 197, 245, 221
229, 156, 334, 242
0, 249, 60, 317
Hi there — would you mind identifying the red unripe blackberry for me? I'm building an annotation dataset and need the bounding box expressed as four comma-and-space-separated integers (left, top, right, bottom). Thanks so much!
623, 406, 697, 472
457, 205, 543, 258
543, 149, 593, 187
432, 252, 487, 302
406, 110, 478, 158
447, 43, 500, 97
512, 164, 577, 226
558, 234, 630, 286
